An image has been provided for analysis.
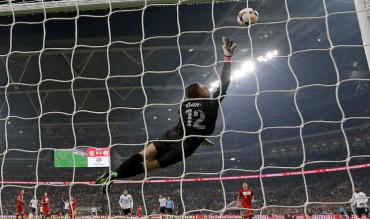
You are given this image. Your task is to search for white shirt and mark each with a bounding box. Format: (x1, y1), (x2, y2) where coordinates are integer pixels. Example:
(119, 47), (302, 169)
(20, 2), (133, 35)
(159, 198), (167, 207)
(64, 201), (70, 210)
(119, 194), (133, 209)
(30, 199), (38, 209)
(353, 192), (368, 208)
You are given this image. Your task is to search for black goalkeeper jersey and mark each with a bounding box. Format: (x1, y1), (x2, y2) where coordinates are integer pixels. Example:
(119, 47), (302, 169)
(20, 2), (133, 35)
(176, 62), (231, 136)
(152, 62), (231, 168)
(179, 99), (219, 135)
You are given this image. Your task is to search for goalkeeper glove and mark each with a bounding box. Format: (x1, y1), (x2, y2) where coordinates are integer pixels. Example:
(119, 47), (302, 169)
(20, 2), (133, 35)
(222, 37), (237, 60)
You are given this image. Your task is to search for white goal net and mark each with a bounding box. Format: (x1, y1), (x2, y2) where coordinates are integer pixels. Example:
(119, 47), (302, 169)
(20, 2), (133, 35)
(0, 0), (369, 219)
(75, 207), (98, 219)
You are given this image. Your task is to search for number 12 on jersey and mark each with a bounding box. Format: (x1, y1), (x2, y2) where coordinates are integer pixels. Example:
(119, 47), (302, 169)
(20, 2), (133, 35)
(184, 109), (206, 129)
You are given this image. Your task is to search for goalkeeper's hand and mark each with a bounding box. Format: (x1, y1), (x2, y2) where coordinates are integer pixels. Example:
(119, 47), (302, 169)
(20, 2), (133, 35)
(202, 138), (215, 147)
(222, 37), (237, 58)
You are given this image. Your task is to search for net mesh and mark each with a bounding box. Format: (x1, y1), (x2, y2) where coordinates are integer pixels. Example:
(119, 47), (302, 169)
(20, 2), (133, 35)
(0, 0), (369, 218)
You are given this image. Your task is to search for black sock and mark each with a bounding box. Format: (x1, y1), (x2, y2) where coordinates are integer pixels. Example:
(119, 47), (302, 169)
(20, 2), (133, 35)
(116, 153), (144, 179)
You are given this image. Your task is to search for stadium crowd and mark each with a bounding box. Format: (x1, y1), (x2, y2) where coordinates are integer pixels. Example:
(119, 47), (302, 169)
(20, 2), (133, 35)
(0, 123), (368, 217)
(1, 168), (369, 217)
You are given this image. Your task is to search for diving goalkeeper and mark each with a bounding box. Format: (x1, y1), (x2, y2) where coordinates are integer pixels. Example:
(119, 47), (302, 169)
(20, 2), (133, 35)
(96, 37), (236, 192)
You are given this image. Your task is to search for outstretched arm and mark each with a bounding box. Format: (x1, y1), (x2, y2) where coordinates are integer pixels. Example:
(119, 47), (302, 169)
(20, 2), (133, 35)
(213, 37), (237, 101)
(119, 196), (124, 208)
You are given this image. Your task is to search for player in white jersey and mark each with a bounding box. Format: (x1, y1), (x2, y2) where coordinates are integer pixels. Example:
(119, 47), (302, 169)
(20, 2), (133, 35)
(119, 190), (133, 216)
(62, 197), (70, 219)
(29, 198), (38, 219)
(158, 195), (167, 214)
(353, 188), (368, 217)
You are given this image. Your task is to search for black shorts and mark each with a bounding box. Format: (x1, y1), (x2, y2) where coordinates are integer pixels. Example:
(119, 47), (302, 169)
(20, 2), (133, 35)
(30, 208), (36, 213)
(122, 208), (131, 215)
(153, 127), (204, 168)
(357, 207), (368, 215)
(166, 208), (173, 215)
(159, 207), (166, 214)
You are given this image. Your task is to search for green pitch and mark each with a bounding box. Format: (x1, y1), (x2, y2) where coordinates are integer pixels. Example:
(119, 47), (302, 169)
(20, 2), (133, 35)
(54, 150), (88, 168)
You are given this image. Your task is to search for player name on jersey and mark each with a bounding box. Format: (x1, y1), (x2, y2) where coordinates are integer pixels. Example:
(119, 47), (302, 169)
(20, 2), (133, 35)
(185, 102), (202, 108)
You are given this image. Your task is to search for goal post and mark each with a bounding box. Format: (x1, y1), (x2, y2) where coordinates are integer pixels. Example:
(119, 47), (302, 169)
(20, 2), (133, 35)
(0, 0), (236, 16)
(354, 0), (370, 71)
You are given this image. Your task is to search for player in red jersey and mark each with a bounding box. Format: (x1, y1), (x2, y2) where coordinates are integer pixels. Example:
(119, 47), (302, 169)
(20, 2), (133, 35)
(41, 192), (51, 219)
(68, 197), (77, 219)
(237, 182), (254, 219)
(137, 205), (143, 218)
(16, 190), (25, 219)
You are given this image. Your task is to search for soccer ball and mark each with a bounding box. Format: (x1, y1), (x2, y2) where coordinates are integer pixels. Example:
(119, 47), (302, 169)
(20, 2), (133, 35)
(237, 8), (259, 26)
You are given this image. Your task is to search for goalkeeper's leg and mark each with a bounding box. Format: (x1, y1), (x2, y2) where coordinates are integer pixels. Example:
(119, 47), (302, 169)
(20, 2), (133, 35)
(116, 139), (199, 175)
(115, 143), (160, 178)
(97, 127), (191, 185)
(96, 143), (159, 193)
(96, 136), (202, 193)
